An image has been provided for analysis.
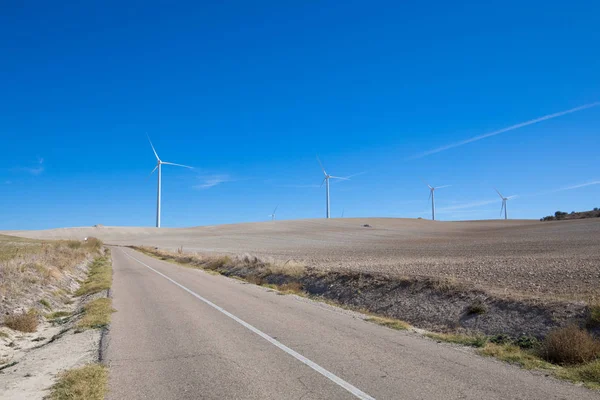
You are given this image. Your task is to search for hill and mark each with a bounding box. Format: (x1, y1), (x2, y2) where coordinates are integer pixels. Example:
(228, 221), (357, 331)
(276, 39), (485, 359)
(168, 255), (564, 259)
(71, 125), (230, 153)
(541, 208), (600, 221)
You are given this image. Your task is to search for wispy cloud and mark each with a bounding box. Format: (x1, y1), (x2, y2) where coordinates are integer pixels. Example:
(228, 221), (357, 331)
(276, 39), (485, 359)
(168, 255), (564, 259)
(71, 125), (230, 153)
(13, 157), (45, 175)
(538, 180), (600, 195)
(193, 174), (232, 190)
(407, 102), (600, 160)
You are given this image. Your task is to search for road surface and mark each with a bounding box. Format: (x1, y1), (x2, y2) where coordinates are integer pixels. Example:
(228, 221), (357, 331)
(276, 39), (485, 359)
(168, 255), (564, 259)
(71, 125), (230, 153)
(105, 247), (599, 399)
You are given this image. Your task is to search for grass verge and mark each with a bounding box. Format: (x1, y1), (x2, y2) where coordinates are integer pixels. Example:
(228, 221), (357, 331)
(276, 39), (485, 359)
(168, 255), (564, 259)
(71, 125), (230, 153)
(75, 255), (112, 296)
(366, 316), (411, 331)
(49, 364), (108, 400)
(76, 298), (115, 330)
(426, 332), (488, 348)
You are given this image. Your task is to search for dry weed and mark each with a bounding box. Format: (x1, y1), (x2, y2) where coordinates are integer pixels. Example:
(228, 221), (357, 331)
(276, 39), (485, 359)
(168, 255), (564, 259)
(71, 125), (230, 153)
(542, 325), (600, 365)
(4, 309), (39, 332)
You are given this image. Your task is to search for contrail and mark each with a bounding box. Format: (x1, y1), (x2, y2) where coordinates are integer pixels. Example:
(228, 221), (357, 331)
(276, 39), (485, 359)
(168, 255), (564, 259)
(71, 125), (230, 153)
(541, 180), (600, 195)
(407, 102), (600, 160)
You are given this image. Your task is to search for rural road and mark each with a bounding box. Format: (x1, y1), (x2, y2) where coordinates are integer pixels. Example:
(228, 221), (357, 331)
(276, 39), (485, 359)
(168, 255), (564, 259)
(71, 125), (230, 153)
(105, 247), (599, 400)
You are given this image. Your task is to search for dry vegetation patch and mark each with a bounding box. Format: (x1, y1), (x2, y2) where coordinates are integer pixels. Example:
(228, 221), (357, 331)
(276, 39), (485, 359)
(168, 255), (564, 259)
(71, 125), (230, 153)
(49, 363), (108, 400)
(76, 298), (115, 330)
(542, 325), (600, 365)
(366, 316), (411, 331)
(4, 309), (39, 333)
(0, 235), (103, 325)
(75, 256), (112, 296)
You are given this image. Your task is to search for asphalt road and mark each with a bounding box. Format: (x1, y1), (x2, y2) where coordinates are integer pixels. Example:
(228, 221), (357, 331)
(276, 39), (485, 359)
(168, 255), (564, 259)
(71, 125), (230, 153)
(105, 247), (599, 400)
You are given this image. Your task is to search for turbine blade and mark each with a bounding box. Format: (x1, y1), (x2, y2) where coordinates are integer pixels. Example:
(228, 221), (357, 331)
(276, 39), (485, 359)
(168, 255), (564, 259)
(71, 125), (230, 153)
(435, 185), (451, 189)
(273, 205), (278, 214)
(150, 165), (158, 175)
(147, 135), (160, 161)
(329, 176), (350, 181)
(495, 188), (504, 199)
(507, 195), (519, 200)
(343, 171), (367, 179)
(320, 177), (327, 188)
(316, 155), (327, 176)
(420, 177), (433, 189)
(428, 190), (432, 201)
(161, 161), (194, 169)
(500, 202), (505, 216)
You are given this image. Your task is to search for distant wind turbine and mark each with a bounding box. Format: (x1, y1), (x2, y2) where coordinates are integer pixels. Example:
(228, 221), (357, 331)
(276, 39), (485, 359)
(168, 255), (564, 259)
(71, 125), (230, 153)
(268, 205), (278, 221)
(424, 181), (451, 221)
(148, 136), (193, 228)
(317, 156), (350, 219)
(341, 208), (345, 218)
(495, 188), (517, 220)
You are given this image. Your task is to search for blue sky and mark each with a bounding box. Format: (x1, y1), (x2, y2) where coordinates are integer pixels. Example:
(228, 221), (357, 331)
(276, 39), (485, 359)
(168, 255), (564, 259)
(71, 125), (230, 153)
(1, 1), (599, 229)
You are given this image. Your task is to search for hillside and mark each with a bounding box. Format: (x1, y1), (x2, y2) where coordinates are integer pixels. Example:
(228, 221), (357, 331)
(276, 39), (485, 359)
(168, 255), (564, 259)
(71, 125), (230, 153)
(541, 208), (600, 221)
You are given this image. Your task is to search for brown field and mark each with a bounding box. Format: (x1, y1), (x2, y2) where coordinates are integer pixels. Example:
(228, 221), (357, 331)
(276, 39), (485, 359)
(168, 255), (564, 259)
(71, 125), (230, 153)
(5, 218), (600, 300)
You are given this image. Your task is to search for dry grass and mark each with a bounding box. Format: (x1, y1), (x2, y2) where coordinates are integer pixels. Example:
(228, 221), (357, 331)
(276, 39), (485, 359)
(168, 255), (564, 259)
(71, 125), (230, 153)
(75, 255), (112, 296)
(426, 332), (488, 348)
(49, 363), (108, 400)
(542, 325), (600, 365)
(76, 298), (115, 329)
(479, 343), (554, 370)
(134, 246), (307, 283)
(4, 309), (39, 332)
(366, 316), (411, 331)
(0, 235), (103, 319)
(557, 360), (600, 390)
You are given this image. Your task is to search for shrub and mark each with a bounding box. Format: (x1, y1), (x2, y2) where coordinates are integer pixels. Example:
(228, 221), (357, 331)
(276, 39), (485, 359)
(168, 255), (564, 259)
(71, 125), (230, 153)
(515, 335), (541, 349)
(588, 303), (600, 328)
(4, 309), (39, 332)
(468, 300), (487, 315)
(489, 333), (511, 345)
(542, 325), (600, 365)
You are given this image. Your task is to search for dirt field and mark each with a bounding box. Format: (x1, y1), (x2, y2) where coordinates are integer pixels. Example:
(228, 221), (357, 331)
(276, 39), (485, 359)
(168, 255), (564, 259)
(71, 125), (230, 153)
(6, 218), (600, 300)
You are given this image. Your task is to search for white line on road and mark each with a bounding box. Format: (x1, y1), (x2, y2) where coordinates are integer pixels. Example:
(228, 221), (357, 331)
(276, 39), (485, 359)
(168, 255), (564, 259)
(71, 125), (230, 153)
(122, 249), (376, 400)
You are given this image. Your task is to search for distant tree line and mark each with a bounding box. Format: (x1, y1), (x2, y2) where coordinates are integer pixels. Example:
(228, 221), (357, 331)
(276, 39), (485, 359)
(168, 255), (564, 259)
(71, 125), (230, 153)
(541, 208), (600, 221)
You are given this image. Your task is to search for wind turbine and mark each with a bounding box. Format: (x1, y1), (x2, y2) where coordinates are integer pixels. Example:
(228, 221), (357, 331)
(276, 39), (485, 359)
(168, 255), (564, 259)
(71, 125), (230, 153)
(268, 205), (278, 221)
(317, 156), (350, 219)
(148, 136), (193, 228)
(495, 188), (516, 220)
(424, 181), (451, 221)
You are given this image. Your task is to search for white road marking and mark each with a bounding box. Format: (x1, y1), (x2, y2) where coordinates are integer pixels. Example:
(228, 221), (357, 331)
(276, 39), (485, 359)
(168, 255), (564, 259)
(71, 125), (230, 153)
(121, 249), (376, 400)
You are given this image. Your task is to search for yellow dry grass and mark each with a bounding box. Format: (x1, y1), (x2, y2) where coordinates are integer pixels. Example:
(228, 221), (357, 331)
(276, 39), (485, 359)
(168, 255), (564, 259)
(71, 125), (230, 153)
(49, 364), (108, 400)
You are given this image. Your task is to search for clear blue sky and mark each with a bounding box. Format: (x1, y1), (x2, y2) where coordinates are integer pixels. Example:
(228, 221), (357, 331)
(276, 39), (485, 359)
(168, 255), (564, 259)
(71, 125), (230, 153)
(1, 1), (599, 229)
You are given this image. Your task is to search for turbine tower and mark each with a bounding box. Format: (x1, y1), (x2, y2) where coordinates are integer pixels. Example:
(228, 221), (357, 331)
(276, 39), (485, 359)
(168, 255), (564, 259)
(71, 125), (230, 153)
(495, 188), (516, 220)
(317, 156), (349, 219)
(268, 205), (278, 221)
(425, 182), (451, 221)
(148, 137), (193, 228)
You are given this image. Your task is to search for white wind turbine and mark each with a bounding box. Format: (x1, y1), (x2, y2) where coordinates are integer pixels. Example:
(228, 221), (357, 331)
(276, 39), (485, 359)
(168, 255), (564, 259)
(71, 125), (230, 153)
(317, 156), (350, 219)
(148, 137), (193, 228)
(495, 188), (517, 220)
(424, 181), (451, 221)
(268, 205), (278, 221)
